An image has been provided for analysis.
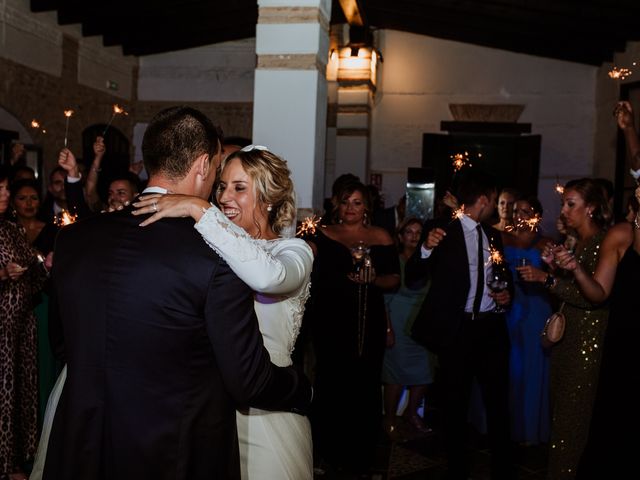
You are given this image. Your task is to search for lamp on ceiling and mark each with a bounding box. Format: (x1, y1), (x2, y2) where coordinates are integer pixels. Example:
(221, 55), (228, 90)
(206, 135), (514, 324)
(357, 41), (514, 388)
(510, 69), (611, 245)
(328, 26), (382, 87)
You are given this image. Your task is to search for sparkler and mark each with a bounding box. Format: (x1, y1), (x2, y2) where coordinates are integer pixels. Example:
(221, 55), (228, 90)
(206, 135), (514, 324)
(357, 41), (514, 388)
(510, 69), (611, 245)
(608, 66), (632, 80)
(451, 205), (466, 220)
(451, 151), (472, 172)
(63, 110), (74, 147)
(296, 215), (322, 237)
(102, 104), (127, 136)
(31, 119), (46, 134)
(519, 214), (542, 232)
(55, 209), (78, 227)
(487, 245), (504, 267)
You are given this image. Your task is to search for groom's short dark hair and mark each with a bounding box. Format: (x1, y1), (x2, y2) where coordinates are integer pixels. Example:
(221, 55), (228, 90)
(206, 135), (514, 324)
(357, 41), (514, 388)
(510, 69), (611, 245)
(455, 169), (497, 207)
(142, 106), (222, 180)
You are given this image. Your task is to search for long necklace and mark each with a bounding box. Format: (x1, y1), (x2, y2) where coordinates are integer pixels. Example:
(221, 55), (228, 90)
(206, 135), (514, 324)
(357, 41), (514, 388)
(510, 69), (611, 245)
(357, 283), (368, 356)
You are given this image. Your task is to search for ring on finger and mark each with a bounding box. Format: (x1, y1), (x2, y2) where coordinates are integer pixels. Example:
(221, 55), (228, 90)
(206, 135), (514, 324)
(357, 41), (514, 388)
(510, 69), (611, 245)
(152, 202), (158, 212)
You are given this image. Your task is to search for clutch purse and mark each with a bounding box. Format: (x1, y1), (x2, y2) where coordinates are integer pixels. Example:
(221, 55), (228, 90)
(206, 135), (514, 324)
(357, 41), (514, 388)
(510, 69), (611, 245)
(541, 303), (565, 348)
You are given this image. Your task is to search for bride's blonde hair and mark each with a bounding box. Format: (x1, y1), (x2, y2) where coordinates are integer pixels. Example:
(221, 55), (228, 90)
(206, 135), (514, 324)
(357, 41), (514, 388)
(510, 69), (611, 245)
(219, 148), (296, 235)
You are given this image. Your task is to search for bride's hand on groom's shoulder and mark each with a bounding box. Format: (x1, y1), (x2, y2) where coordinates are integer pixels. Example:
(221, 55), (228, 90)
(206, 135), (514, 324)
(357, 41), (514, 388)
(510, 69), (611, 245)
(131, 194), (210, 226)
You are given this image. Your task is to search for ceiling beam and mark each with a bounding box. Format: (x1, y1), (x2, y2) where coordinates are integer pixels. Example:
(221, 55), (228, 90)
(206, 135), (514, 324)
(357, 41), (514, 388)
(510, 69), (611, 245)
(338, 0), (365, 26)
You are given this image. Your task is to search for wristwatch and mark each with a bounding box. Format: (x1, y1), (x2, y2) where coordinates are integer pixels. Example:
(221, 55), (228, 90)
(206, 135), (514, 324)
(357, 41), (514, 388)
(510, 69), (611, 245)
(543, 274), (556, 289)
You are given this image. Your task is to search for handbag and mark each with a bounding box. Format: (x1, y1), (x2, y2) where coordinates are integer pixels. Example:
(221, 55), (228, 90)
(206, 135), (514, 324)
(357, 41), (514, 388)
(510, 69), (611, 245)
(541, 302), (565, 348)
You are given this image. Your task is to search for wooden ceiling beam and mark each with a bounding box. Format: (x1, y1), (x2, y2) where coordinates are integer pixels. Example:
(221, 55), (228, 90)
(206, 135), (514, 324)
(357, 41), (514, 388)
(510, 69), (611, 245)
(338, 0), (365, 26)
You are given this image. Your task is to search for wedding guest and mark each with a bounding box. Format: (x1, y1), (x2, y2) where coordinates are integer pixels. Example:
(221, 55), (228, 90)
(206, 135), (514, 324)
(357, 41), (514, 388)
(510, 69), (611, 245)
(10, 179), (59, 422)
(382, 217), (435, 436)
(518, 178), (610, 478)
(37, 167), (68, 223)
(568, 186), (640, 479)
(307, 180), (400, 475)
(406, 170), (513, 480)
(492, 188), (520, 232)
(502, 196), (552, 445)
(131, 146), (314, 479)
(614, 100), (640, 176)
(0, 167), (47, 480)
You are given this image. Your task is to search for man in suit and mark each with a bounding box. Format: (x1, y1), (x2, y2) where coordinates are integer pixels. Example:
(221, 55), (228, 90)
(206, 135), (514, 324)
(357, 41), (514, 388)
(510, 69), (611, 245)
(44, 106), (311, 479)
(373, 194), (406, 237)
(406, 170), (513, 480)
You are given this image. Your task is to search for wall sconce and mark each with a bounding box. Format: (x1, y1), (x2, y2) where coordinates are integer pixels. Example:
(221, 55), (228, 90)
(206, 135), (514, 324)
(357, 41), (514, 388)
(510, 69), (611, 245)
(327, 45), (382, 87)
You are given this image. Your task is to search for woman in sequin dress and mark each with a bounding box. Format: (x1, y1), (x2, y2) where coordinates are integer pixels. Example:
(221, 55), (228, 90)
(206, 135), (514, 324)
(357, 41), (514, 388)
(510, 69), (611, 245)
(553, 186), (640, 478)
(519, 178), (610, 479)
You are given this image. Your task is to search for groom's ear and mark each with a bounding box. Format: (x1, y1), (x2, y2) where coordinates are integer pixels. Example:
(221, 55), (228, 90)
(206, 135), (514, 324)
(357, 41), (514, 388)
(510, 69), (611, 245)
(195, 153), (211, 179)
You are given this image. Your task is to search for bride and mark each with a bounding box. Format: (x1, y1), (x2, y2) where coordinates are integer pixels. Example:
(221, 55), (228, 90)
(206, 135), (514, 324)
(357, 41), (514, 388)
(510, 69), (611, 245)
(32, 146), (313, 480)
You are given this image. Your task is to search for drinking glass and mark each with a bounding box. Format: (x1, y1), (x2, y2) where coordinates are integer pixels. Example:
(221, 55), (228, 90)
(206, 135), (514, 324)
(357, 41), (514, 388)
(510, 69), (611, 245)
(350, 241), (370, 273)
(486, 270), (509, 313)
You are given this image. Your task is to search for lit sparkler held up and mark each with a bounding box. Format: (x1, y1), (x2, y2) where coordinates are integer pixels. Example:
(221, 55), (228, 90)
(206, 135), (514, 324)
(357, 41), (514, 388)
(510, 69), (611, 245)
(296, 214), (322, 237)
(55, 209), (78, 227)
(608, 66), (632, 80)
(31, 119), (46, 134)
(102, 104), (127, 136)
(451, 205), (465, 220)
(63, 109), (74, 147)
(486, 244), (504, 267)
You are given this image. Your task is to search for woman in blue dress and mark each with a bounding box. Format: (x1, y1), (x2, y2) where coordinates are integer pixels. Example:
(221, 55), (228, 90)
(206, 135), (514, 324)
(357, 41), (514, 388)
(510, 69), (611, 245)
(382, 217), (436, 435)
(502, 196), (553, 445)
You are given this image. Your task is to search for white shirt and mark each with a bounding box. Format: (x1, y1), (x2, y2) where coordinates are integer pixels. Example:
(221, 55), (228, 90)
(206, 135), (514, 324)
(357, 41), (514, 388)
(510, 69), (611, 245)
(421, 214), (496, 313)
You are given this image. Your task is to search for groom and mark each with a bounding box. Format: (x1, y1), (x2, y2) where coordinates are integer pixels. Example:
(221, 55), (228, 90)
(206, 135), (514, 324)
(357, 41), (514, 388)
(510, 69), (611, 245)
(44, 106), (311, 479)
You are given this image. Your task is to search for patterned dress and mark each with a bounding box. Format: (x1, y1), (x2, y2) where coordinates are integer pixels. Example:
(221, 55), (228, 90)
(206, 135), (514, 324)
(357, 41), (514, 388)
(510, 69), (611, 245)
(547, 232), (608, 479)
(0, 220), (46, 478)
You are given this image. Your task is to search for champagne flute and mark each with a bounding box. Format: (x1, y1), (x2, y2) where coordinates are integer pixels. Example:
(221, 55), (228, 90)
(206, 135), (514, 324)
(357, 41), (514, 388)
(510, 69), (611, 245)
(486, 270), (509, 313)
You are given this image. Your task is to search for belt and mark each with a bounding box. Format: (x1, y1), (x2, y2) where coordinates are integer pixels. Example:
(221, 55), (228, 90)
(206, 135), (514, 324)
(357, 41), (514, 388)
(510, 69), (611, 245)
(462, 311), (495, 321)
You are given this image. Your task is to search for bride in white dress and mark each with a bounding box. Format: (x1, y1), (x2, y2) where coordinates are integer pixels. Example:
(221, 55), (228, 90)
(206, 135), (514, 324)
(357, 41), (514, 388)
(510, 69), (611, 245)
(31, 146), (313, 480)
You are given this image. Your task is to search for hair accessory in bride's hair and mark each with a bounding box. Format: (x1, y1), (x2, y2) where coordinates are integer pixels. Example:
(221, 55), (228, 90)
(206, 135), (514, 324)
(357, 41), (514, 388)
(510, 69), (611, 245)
(240, 144), (269, 152)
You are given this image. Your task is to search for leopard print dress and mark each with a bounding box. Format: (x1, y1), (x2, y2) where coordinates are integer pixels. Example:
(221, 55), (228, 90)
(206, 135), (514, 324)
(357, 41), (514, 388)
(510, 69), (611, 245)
(0, 219), (46, 477)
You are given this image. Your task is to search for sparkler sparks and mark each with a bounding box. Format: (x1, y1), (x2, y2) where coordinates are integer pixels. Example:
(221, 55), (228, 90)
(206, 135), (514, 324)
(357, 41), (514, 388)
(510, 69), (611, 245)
(63, 109), (74, 147)
(555, 183), (564, 195)
(55, 209), (77, 226)
(451, 205), (466, 220)
(102, 104), (128, 136)
(608, 67), (632, 80)
(31, 119), (46, 134)
(451, 151), (472, 172)
(296, 215), (321, 237)
(487, 245), (504, 266)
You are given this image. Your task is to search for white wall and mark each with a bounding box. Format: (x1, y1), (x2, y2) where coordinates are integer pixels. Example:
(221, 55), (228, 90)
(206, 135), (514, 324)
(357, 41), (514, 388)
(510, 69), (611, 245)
(370, 30), (598, 234)
(137, 39), (256, 102)
(0, 0), (136, 99)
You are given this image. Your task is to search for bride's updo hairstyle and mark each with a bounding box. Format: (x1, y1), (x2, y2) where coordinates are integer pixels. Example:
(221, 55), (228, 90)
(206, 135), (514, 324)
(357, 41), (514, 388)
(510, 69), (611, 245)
(220, 147), (296, 235)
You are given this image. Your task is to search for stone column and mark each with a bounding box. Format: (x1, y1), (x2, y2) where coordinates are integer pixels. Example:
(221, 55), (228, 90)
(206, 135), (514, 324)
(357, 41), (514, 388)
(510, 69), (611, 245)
(253, 0), (332, 210)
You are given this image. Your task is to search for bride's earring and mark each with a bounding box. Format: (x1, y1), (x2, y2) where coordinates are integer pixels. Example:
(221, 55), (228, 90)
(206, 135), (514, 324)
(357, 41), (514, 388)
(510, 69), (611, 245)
(267, 204), (273, 212)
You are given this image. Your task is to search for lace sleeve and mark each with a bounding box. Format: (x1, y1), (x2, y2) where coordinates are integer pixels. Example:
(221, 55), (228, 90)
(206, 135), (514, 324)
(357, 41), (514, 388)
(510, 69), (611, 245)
(195, 206), (313, 294)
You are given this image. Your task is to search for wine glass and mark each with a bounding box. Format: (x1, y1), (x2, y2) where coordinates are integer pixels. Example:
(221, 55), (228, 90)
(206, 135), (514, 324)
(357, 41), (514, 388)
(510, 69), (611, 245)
(486, 269), (509, 313)
(350, 241), (370, 273)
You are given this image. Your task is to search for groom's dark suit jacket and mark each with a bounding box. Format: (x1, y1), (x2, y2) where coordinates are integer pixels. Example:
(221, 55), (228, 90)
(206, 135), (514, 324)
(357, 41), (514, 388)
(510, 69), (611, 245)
(44, 207), (310, 480)
(406, 217), (510, 353)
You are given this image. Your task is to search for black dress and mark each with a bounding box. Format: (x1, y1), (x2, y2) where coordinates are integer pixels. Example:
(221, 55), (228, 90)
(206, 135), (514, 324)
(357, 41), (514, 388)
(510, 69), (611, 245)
(576, 246), (640, 479)
(309, 230), (399, 473)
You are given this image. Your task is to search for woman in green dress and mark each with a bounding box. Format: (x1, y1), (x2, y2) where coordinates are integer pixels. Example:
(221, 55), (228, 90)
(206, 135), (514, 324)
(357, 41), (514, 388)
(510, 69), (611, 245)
(519, 178), (610, 478)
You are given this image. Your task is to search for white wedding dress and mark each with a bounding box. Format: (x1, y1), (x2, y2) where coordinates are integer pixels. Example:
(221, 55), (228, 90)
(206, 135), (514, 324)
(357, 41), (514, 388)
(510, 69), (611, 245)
(195, 207), (314, 480)
(31, 205), (314, 480)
